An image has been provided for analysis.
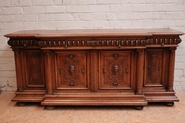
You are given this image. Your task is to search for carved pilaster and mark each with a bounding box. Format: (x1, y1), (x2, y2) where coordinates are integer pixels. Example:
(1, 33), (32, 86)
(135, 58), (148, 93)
(13, 48), (24, 92)
(44, 50), (53, 94)
(167, 47), (176, 92)
(136, 49), (144, 95)
(90, 50), (97, 92)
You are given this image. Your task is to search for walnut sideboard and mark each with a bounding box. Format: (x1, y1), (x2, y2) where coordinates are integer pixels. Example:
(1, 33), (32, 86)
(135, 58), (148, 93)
(5, 29), (184, 109)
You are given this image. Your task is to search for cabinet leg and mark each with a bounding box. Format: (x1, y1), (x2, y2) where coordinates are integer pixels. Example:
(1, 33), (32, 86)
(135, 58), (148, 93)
(164, 102), (174, 107)
(44, 106), (56, 110)
(133, 106), (144, 110)
(16, 102), (26, 107)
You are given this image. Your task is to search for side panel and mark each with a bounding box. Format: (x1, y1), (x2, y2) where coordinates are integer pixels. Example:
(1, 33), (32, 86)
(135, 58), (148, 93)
(24, 50), (45, 89)
(144, 48), (169, 90)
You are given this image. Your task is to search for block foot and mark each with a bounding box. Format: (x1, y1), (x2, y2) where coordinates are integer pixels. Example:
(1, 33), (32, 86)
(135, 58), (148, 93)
(133, 106), (144, 110)
(164, 102), (174, 107)
(44, 106), (56, 110)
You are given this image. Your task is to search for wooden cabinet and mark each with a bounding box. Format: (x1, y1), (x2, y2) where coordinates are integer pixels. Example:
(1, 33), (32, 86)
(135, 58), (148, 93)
(5, 29), (184, 109)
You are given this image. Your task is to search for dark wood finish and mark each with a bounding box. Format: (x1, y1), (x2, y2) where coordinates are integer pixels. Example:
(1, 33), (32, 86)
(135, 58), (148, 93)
(5, 29), (184, 109)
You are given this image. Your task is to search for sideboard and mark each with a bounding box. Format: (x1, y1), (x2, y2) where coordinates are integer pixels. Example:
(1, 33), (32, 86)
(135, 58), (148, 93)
(5, 29), (184, 109)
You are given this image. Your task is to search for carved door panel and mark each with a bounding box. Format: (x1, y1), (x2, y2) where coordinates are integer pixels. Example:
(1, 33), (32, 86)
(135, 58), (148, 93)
(24, 50), (45, 89)
(55, 51), (89, 91)
(99, 51), (132, 90)
(144, 49), (167, 87)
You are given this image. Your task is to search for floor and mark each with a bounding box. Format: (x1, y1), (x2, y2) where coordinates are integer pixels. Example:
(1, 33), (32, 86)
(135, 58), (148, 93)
(0, 92), (185, 123)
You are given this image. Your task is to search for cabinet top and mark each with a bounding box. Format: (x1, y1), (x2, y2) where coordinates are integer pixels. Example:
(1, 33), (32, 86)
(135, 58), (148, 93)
(4, 28), (184, 38)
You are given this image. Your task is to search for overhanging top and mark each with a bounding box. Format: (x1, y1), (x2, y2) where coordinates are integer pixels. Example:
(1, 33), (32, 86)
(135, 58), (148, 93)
(4, 28), (184, 38)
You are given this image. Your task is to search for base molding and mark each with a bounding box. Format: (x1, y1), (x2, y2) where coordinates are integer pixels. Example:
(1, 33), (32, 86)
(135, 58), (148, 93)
(41, 93), (147, 106)
(11, 91), (179, 109)
(12, 90), (46, 102)
(143, 91), (179, 102)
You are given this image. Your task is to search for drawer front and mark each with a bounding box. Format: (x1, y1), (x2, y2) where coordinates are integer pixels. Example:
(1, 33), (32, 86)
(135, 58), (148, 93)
(99, 51), (132, 90)
(55, 51), (89, 91)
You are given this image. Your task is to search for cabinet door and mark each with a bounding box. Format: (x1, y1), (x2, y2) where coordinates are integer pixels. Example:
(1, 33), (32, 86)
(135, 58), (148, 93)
(144, 49), (167, 87)
(55, 51), (89, 91)
(99, 51), (132, 90)
(24, 50), (45, 89)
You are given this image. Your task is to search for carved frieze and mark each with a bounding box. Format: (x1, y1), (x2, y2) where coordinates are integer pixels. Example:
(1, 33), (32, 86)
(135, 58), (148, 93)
(146, 38), (181, 45)
(38, 39), (147, 47)
(8, 39), (39, 47)
(8, 37), (181, 47)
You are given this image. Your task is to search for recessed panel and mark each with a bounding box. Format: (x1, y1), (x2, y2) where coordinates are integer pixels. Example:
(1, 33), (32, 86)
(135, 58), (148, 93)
(144, 49), (165, 86)
(24, 50), (45, 88)
(99, 51), (132, 90)
(56, 51), (89, 90)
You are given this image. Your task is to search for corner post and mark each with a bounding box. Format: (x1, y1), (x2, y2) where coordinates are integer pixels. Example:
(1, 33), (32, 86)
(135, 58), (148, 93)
(167, 47), (176, 92)
(13, 48), (24, 92)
